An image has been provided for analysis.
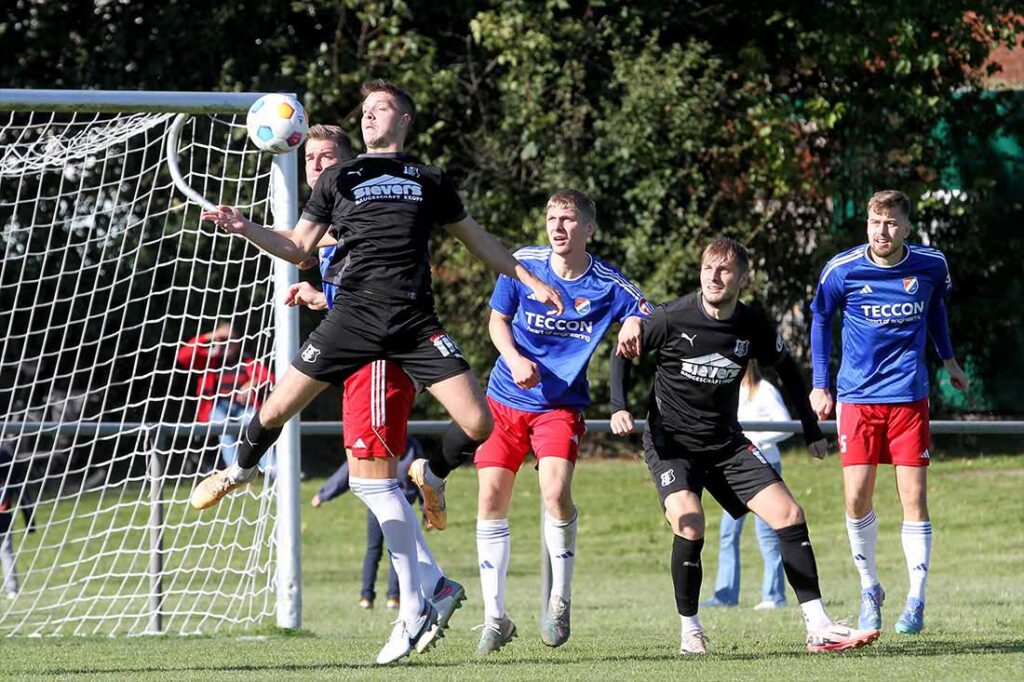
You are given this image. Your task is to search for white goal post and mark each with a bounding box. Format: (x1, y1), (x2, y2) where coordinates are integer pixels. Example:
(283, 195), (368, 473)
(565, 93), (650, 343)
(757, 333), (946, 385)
(0, 89), (301, 636)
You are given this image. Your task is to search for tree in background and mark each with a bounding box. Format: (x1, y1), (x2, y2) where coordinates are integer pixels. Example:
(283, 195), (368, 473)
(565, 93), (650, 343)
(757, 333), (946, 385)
(2, 0), (1021, 420)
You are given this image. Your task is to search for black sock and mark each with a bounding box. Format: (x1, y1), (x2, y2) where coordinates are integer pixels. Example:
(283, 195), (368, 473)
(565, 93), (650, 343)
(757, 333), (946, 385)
(671, 535), (704, 617)
(236, 413), (282, 470)
(430, 423), (485, 479)
(776, 523), (823, 603)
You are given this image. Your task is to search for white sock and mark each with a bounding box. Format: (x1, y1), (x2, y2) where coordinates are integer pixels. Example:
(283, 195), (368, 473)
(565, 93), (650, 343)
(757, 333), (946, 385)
(544, 507), (578, 602)
(476, 518), (510, 621)
(901, 520), (932, 602)
(846, 510), (880, 589)
(226, 463), (257, 483)
(351, 477), (423, 623)
(410, 511), (445, 599)
(680, 614), (702, 632)
(800, 598), (832, 631)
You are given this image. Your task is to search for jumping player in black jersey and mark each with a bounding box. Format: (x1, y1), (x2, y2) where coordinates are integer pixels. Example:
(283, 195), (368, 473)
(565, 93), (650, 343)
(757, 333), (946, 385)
(190, 81), (563, 655)
(613, 237), (879, 655)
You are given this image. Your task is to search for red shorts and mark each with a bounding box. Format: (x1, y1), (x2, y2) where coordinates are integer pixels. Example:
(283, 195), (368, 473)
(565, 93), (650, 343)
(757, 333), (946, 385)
(342, 360), (416, 458)
(475, 396), (586, 473)
(837, 398), (931, 467)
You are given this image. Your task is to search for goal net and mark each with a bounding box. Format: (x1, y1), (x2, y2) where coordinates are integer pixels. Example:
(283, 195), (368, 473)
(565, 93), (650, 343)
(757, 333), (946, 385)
(0, 91), (301, 636)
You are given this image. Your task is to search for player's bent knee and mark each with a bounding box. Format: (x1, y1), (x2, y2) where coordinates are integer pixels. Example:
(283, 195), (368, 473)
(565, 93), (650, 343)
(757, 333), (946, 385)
(461, 410), (493, 442)
(785, 504), (806, 526)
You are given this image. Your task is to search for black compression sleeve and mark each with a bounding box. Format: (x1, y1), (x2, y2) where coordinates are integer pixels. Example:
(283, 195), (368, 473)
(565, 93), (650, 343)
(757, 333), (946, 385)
(773, 353), (825, 445)
(609, 346), (632, 412)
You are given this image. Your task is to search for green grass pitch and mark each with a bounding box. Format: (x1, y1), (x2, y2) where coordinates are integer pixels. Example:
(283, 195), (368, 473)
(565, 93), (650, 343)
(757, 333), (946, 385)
(2, 452), (1022, 680)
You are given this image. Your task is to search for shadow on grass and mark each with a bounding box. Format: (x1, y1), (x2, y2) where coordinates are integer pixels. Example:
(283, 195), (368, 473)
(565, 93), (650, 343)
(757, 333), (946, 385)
(27, 638), (1024, 675)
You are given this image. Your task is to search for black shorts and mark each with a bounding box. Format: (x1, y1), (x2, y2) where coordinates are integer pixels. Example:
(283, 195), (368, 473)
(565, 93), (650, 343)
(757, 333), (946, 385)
(293, 289), (471, 388)
(642, 427), (783, 518)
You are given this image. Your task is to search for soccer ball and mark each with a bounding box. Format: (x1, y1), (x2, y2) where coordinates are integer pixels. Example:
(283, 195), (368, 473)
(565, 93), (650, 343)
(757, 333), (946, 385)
(245, 93), (308, 154)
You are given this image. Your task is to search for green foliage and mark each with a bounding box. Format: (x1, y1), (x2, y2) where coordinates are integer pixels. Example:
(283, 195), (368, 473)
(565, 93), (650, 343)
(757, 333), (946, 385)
(2, 1), (1022, 418)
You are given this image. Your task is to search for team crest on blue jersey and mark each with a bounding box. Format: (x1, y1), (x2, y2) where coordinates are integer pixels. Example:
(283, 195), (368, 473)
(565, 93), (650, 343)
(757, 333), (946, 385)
(639, 298), (654, 315)
(574, 298), (591, 315)
(734, 339), (749, 357)
(902, 276), (919, 294)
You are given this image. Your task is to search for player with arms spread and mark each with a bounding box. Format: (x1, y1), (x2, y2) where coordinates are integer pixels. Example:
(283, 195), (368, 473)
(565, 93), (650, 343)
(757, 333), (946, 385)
(615, 237), (879, 655)
(277, 123), (466, 663)
(191, 84), (549, 658)
(809, 190), (968, 635)
(473, 189), (649, 654)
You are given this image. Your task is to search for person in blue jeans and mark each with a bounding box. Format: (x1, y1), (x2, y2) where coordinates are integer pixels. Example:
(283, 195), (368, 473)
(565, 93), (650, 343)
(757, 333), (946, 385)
(312, 438), (425, 609)
(704, 360), (793, 610)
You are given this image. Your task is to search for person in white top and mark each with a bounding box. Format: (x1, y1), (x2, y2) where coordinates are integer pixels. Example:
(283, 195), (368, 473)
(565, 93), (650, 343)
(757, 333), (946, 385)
(703, 360), (793, 609)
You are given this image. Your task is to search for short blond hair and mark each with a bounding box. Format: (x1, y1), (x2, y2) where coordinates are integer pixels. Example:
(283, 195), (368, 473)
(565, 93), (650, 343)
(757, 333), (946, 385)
(547, 189), (596, 224)
(867, 190), (911, 219)
(307, 124), (353, 160)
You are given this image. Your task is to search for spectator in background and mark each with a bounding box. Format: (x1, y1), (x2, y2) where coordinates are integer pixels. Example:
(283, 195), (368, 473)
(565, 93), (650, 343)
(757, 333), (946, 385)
(1, 445), (35, 599)
(176, 324), (275, 471)
(704, 360), (792, 610)
(311, 438), (426, 610)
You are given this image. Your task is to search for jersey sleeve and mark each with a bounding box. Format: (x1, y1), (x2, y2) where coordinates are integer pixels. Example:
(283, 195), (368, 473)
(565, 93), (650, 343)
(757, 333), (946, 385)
(301, 171), (336, 224)
(641, 305), (670, 352)
(489, 273), (520, 316)
(752, 310), (787, 367)
(809, 262), (843, 389)
(434, 170), (468, 226)
(927, 258), (955, 359)
(614, 276), (652, 322)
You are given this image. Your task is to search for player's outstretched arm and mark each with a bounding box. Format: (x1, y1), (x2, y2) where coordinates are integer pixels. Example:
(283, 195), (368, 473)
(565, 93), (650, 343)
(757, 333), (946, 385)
(489, 310), (540, 389)
(444, 215), (564, 315)
(201, 206), (329, 264)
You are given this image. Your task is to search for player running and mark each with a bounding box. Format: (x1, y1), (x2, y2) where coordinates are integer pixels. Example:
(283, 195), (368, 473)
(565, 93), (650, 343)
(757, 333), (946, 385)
(614, 237), (879, 655)
(809, 190), (968, 635)
(472, 189), (649, 654)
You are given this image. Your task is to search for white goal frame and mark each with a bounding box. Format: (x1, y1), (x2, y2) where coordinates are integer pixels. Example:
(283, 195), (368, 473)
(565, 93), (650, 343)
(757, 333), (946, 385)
(0, 89), (302, 632)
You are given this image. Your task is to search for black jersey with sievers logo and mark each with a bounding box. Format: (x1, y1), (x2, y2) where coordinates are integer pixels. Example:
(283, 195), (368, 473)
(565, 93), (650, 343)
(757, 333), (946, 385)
(301, 152), (468, 301)
(643, 291), (787, 453)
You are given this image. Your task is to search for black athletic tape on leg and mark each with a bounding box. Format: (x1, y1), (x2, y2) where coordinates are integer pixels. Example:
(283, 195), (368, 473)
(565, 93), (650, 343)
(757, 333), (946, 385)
(236, 413), (282, 470)
(671, 535), (704, 617)
(776, 523), (823, 604)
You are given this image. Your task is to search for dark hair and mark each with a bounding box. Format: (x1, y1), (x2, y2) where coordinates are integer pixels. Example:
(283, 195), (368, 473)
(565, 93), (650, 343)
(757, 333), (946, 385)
(307, 124), (354, 160)
(547, 189), (597, 224)
(701, 236), (750, 273)
(867, 190), (911, 220)
(360, 79), (416, 123)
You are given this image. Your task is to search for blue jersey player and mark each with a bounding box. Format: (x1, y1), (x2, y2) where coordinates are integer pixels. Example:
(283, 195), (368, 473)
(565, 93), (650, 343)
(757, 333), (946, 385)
(809, 190), (968, 636)
(473, 189), (650, 654)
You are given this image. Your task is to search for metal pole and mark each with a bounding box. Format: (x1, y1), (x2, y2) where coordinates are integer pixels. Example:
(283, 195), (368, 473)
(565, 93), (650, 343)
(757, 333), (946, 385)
(271, 146), (302, 630)
(147, 434), (165, 635)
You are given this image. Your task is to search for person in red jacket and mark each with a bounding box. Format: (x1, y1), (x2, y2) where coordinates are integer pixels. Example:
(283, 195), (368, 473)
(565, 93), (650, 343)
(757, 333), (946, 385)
(177, 324), (275, 470)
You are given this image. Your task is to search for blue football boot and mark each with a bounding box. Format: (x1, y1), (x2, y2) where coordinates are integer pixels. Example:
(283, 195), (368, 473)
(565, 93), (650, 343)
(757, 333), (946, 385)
(895, 597), (925, 635)
(858, 583), (885, 630)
